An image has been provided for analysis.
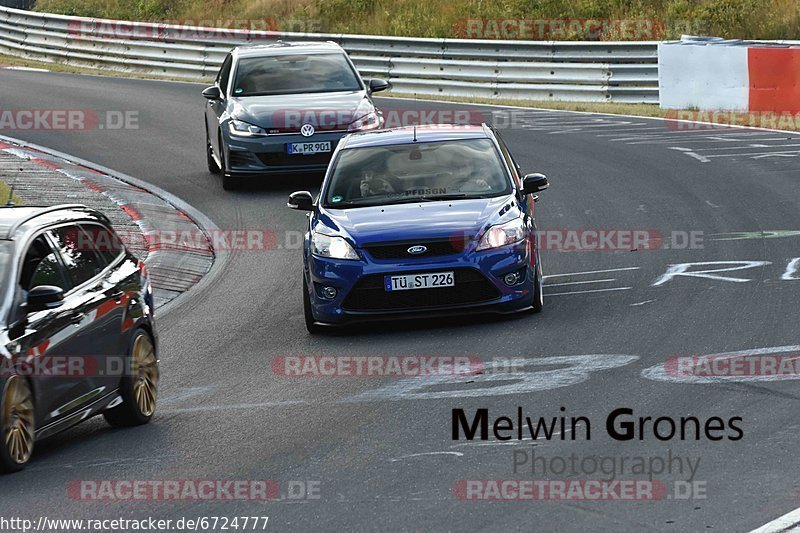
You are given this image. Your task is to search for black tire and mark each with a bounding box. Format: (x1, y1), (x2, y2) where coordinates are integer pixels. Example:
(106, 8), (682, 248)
(206, 130), (221, 174)
(0, 376), (35, 474)
(531, 254), (544, 314)
(303, 276), (323, 334)
(104, 328), (159, 428)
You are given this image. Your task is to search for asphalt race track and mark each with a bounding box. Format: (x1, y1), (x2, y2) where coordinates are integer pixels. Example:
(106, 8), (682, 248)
(2, 69), (800, 531)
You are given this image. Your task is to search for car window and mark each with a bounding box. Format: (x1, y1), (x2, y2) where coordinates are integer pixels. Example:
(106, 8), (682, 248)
(80, 223), (124, 266)
(324, 138), (513, 208)
(217, 54), (233, 94)
(19, 235), (70, 292)
(47, 225), (106, 287)
(232, 53), (361, 97)
(493, 131), (522, 186)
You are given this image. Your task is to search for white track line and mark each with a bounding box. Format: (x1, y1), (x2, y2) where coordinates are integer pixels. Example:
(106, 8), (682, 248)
(2, 66), (49, 72)
(545, 287), (632, 296)
(543, 267), (639, 279)
(690, 143), (800, 152)
(389, 452), (463, 461)
(706, 149), (800, 159)
(659, 136), (797, 145)
(749, 507), (800, 533)
(596, 127), (674, 136)
(544, 278), (616, 287)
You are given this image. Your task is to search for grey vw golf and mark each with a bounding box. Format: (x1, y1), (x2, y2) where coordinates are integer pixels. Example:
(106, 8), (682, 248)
(203, 41), (390, 189)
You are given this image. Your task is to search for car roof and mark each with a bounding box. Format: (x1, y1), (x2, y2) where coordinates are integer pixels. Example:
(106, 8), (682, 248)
(341, 124), (492, 149)
(0, 204), (106, 241)
(234, 41), (345, 59)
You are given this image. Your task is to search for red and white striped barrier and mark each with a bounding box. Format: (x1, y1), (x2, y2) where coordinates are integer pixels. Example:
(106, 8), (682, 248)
(659, 39), (800, 113)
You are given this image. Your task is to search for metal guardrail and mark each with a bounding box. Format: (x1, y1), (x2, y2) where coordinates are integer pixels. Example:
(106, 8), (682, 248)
(0, 6), (659, 103)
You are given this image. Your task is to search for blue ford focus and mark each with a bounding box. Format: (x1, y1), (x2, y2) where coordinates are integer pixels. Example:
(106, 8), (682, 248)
(287, 124), (549, 333)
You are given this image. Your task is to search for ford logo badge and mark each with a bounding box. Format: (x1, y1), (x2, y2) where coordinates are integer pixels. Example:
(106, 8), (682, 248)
(407, 245), (427, 255)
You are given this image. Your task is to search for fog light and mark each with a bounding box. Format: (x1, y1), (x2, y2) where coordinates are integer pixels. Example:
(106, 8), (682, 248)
(503, 272), (519, 286)
(322, 286), (338, 299)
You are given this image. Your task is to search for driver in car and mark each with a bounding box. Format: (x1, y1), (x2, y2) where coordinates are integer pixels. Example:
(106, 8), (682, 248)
(453, 161), (494, 193)
(359, 170), (395, 197)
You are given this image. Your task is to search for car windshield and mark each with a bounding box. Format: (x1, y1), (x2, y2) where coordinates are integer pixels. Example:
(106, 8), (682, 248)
(232, 53), (362, 97)
(323, 138), (513, 208)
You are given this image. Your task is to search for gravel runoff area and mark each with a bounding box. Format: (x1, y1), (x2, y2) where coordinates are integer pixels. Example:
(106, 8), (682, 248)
(0, 134), (214, 309)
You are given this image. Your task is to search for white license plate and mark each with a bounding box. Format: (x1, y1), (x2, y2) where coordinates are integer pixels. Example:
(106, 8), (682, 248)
(287, 141), (331, 155)
(385, 271), (455, 291)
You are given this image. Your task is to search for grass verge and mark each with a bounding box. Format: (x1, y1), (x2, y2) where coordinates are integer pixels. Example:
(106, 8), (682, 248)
(0, 180), (23, 206)
(0, 53), (209, 83)
(33, 0), (800, 41)
(386, 92), (668, 118)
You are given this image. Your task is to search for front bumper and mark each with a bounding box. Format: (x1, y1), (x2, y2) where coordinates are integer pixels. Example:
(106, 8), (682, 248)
(305, 242), (535, 325)
(224, 130), (347, 175)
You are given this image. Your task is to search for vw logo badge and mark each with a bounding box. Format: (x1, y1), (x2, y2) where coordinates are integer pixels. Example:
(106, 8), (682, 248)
(300, 123), (315, 137)
(407, 245), (427, 255)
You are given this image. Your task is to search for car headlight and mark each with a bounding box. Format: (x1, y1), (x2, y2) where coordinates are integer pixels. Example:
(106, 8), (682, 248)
(348, 100), (382, 131)
(348, 112), (381, 131)
(311, 231), (360, 260)
(476, 218), (525, 251)
(228, 119), (267, 137)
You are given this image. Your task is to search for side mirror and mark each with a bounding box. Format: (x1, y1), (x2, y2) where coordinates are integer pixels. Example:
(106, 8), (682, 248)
(202, 86), (223, 100)
(287, 191), (314, 211)
(521, 173), (549, 195)
(368, 78), (391, 93)
(26, 285), (65, 313)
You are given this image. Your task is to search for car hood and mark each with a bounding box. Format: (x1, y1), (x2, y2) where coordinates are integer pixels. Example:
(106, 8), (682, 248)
(319, 196), (518, 247)
(231, 91), (368, 133)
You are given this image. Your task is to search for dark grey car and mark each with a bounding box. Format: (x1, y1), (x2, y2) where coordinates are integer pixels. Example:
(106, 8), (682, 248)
(203, 41), (390, 190)
(0, 205), (158, 473)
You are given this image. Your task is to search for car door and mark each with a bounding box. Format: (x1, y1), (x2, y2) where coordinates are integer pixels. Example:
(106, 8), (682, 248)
(46, 224), (123, 405)
(6, 233), (89, 429)
(78, 222), (136, 392)
(207, 53), (233, 157)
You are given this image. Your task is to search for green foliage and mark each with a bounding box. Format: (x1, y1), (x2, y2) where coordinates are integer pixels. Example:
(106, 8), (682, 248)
(0, 181), (21, 206)
(34, 0), (800, 39)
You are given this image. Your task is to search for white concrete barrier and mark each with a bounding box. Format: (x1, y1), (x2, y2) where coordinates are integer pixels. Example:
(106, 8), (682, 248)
(660, 37), (800, 113)
(659, 42), (748, 110)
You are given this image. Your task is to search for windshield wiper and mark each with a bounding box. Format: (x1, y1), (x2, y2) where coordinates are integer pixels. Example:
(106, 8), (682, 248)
(414, 194), (470, 202)
(328, 194), (479, 209)
(325, 201), (384, 209)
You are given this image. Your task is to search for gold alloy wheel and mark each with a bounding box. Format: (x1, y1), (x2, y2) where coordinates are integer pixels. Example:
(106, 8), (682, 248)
(2, 376), (35, 465)
(132, 334), (158, 417)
